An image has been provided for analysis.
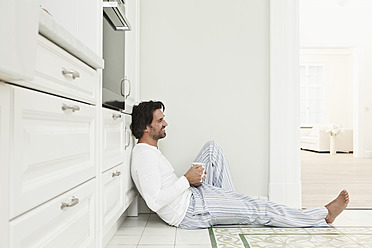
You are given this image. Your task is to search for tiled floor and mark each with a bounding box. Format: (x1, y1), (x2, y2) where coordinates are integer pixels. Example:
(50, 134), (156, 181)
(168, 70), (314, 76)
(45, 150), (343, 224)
(106, 210), (372, 248)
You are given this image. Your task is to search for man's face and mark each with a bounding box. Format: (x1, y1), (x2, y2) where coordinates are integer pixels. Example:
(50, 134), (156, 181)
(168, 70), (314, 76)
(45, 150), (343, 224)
(147, 109), (168, 140)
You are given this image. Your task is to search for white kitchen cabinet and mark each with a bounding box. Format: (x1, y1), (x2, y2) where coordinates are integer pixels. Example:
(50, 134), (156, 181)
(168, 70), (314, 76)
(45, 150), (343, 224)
(10, 86), (96, 219)
(101, 111), (138, 244)
(123, 114), (137, 209)
(39, 0), (100, 55)
(0, 82), (10, 248)
(11, 35), (99, 105)
(102, 164), (124, 237)
(102, 108), (125, 172)
(31, 35), (98, 105)
(124, 0), (140, 114)
(10, 179), (96, 248)
(1, 0), (140, 246)
(0, 1), (39, 81)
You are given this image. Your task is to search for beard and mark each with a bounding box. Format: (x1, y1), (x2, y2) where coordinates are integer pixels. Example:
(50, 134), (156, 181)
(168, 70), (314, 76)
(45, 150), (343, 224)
(150, 127), (166, 140)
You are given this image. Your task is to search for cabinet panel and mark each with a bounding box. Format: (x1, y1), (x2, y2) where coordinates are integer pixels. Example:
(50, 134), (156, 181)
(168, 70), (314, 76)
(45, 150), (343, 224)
(22, 35), (98, 105)
(39, 0), (100, 55)
(102, 164), (124, 235)
(0, 82), (11, 248)
(10, 179), (96, 248)
(0, 1), (39, 81)
(102, 108), (125, 172)
(124, 114), (137, 209)
(124, 0), (139, 114)
(10, 86), (96, 219)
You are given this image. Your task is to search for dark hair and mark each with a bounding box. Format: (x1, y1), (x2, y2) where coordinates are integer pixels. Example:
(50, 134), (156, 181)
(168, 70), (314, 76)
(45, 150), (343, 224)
(130, 101), (165, 139)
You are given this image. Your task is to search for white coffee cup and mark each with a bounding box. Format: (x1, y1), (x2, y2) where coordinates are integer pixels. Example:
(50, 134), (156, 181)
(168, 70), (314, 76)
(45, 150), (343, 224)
(192, 162), (206, 182)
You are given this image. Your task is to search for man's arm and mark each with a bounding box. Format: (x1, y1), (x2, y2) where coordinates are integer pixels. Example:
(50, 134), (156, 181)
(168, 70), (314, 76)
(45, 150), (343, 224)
(132, 151), (190, 212)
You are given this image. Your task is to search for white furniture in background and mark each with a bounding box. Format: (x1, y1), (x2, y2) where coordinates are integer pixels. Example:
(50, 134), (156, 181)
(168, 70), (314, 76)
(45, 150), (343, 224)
(300, 125), (353, 153)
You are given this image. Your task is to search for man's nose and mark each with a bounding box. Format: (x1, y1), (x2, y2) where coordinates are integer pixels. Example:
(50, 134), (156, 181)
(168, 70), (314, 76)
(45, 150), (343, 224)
(164, 120), (168, 126)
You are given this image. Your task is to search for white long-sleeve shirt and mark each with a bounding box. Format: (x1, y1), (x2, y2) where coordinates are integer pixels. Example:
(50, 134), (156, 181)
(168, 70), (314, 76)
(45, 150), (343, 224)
(131, 143), (191, 226)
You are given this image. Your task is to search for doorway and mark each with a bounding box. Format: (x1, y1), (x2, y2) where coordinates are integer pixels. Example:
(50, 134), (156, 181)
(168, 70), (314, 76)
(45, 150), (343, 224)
(299, 0), (372, 209)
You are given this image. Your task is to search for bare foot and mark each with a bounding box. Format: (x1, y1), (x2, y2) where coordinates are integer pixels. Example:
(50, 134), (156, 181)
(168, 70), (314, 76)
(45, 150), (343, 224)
(325, 190), (349, 223)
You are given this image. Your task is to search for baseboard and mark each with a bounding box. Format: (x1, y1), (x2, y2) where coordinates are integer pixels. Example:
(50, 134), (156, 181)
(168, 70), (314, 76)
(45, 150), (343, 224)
(102, 212), (127, 247)
(301, 148), (353, 154)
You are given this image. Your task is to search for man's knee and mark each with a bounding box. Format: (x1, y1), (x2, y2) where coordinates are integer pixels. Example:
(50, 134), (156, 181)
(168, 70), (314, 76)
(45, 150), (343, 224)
(205, 140), (219, 148)
(206, 140), (223, 151)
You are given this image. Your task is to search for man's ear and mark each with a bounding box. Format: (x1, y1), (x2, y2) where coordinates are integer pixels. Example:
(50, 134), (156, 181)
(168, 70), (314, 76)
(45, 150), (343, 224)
(144, 125), (150, 133)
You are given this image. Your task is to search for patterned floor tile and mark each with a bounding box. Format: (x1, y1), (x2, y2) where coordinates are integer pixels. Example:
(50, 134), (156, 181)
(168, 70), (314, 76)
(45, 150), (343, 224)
(347, 235), (372, 248)
(209, 226), (372, 248)
(304, 227), (341, 234)
(335, 227), (372, 234)
(240, 227), (274, 234)
(278, 235), (324, 248)
(312, 235), (362, 247)
(272, 227), (309, 234)
(241, 234), (285, 248)
(211, 228), (244, 248)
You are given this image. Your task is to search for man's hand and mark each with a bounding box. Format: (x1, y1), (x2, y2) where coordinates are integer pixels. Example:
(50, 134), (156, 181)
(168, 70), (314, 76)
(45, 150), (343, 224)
(184, 165), (206, 187)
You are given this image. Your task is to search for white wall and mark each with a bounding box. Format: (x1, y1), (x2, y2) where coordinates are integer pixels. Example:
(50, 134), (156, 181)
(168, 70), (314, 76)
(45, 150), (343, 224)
(300, 0), (372, 157)
(139, 0), (270, 196)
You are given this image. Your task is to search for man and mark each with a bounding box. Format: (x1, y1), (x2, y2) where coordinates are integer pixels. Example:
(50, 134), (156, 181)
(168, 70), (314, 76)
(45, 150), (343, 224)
(130, 100), (349, 229)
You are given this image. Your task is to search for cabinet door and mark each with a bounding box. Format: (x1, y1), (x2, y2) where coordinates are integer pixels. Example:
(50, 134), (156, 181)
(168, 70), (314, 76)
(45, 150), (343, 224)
(124, 0), (139, 114)
(102, 108), (125, 172)
(10, 179), (96, 248)
(0, 82), (11, 248)
(102, 164), (124, 236)
(123, 114), (137, 210)
(10, 86), (96, 219)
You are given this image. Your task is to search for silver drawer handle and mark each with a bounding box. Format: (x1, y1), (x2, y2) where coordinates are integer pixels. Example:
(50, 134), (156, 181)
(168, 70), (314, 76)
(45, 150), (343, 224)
(61, 103), (80, 112)
(125, 127), (131, 149)
(112, 114), (122, 120)
(61, 67), (80, 79)
(124, 76), (131, 99)
(120, 76), (132, 98)
(112, 171), (121, 177)
(61, 196), (79, 209)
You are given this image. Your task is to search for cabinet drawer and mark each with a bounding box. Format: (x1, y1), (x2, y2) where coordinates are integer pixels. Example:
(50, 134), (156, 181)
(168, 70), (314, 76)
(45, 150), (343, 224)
(10, 179), (96, 248)
(102, 164), (124, 235)
(10, 86), (96, 219)
(102, 108), (125, 172)
(28, 35), (97, 105)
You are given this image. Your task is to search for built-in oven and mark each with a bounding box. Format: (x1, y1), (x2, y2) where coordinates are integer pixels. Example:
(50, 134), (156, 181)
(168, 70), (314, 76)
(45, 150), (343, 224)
(102, 0), (131, 112)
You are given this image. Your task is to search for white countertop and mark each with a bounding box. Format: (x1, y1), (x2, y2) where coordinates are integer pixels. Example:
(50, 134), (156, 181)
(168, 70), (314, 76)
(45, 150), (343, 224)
(38, 9), (104, 69)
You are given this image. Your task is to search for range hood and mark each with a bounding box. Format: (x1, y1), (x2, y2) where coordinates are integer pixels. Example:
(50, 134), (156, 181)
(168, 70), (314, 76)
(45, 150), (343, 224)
(103, 0), (131, 31)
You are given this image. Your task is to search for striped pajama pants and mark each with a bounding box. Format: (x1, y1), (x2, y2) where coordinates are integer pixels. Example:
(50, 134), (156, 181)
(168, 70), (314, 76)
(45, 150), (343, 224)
(178, 141), (328, 229)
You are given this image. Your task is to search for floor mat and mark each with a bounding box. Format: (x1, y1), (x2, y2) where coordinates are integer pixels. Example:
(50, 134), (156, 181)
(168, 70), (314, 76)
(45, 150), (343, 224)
(208, 226), (372, 247)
